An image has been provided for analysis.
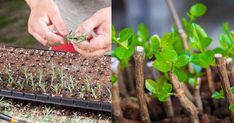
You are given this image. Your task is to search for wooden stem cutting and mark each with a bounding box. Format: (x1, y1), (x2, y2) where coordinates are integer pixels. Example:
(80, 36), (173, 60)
(226, 58), (234, 86)
(166, 0), (197, 103)
(163, 97), (174, 117)
(206, 67), (215, 93)
(112, 59), (123, 120)
(194, 77), (203, 114)
(169, 72), (199, 123)
(215, 54), (234, 121)
(149, 61), (175, 117)
(134, 46), (151, 123)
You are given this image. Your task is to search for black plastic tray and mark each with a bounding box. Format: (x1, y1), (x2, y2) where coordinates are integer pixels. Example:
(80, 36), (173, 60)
(0, 89), (111, 113)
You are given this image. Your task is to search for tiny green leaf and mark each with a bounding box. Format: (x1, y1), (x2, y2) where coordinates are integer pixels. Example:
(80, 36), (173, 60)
(191, 53), (212, 68)
(145, 78), (173, 102)
(229, 104), (234, 112)
(223, 22), (230, 33)
(159, 49), (178, 63)
(145, 79), (157, 93)
(138, 23), (149, 42)
(153, 60), (172, 73)
(112, 75), (118, 85)
(173, 68), (187, 82)
(174, 54), (190, 67)
(119, 28), (134, 42)
(190, 3), (207, 17)
(112, 25), (116, 39)
(211, 90), (224, 99)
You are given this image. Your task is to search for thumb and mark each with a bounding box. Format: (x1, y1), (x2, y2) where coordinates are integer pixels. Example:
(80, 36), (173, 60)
(75, 13), (102, 34)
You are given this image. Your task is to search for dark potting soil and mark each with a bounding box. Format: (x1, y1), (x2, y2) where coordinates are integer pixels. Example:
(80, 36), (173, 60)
(0, 47), (111, 103)
(117, 74), (232, 123)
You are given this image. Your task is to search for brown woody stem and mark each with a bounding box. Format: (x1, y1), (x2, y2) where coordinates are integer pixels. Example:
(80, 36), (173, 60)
(169, 72), (199, 123)
(166, 0), (196, 104)
(134, 46), (151, 123)
(148, 61), (175, 117)
(126, 65), (136, 95)
(194, 77), (203, 114)
(182, 84), (195, 102)
(226, 58), (234, 86)
(112, 59), (123, 119)
(206, 67), (215, 93)
(118, 68), (129, 97)
(215, 54), (234, 121)
(166, 0), (189, 50)
(163, 97), (174, 117)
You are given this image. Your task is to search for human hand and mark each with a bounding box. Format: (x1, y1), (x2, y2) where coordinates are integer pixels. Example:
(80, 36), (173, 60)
(26, 0), (68, 46)
(73, 7), (111, 57)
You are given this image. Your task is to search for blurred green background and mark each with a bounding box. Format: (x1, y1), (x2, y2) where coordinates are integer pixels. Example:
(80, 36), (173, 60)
(0, 0), (45, 49)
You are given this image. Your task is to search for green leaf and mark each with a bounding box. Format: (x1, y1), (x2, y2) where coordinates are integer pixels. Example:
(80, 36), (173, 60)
(188, 77), (197, 87)
(138, 23), (149, 42)
(193, 23), (208, 38)
(115, 46), (134, 60)
(191, 53), (212, 68)
(190, 3), (207, 17)
(220, 34), (231, 50)
(145, 78), (172, 102)
(145, 79), (157, 93)
(191, 23), (212, 50)
(231, 86), (234, 93)
(112, 75), (118, 85)
(159, 49), (178, 63)
(161, 33), (173, 49)
(174, 54), (190, 67)
(112, 25), (116, 39)
(223, 22), (230, 33)
(173, 68), (187, 82)
(211, 90), (224, 99)
(149, 35), (160, 50)
(114, 47), (126, 60)
(229, 104), (234, 112)
(200, 37), (212, 49)
(119, 28), (134, 42)
(153, 60), (172, 73)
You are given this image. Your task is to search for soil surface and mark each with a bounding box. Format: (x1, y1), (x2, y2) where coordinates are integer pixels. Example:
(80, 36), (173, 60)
(0, 47), (111, 103)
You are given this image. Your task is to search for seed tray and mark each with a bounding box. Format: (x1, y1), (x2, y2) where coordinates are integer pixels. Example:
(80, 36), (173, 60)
(0, 88), (111, 113)
(0, 46), (111, 113)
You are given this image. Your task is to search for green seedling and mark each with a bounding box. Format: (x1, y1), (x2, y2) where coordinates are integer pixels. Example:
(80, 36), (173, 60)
(17, 78), (24, 90)
(50, 63), (56, 86)
(29, 73), (36, 91)
(23, 67), (29, 85)
(84, 78), (91, 92)
(106, 86), (111, 100)
(91, 88), (97, 99)
(145, 77), (173, 102)
(215, 22), (234, 59)
(60, 67), (65, 88)
(52, 83), (60, 95)
(66, 76), (75, 95)
(79, 87), (86, 99)
(5, 68), (14, 87)
(38, 69), (46, 93)
(42, 106), (53, 122)
(212, 86), (234, 100)
(66, 31), (88, 45)
(96, 83), (103, 95)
